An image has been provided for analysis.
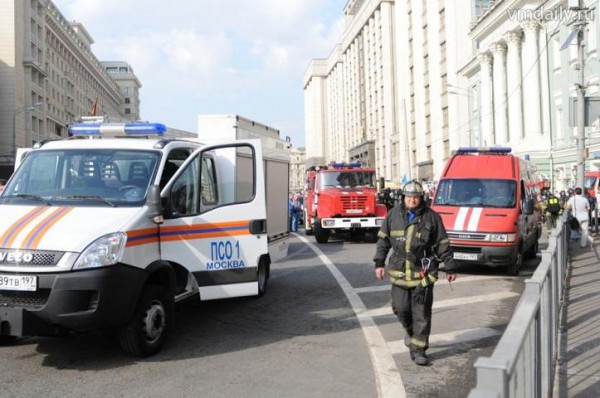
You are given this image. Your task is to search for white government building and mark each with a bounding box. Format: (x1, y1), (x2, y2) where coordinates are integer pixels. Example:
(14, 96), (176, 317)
(304, 0), (600, 191)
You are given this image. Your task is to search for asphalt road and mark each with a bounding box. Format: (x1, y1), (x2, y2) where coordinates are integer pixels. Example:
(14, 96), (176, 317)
(0, 231), (545, 398)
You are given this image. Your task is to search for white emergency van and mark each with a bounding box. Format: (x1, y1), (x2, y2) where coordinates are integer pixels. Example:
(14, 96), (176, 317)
(0, 121), (288, 356)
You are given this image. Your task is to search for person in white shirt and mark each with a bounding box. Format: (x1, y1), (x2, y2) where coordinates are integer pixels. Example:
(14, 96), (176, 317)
(566, 187), (591, 248)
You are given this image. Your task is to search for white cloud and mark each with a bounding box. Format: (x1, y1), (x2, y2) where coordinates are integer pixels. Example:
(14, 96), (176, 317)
(51, 0), (346, 144)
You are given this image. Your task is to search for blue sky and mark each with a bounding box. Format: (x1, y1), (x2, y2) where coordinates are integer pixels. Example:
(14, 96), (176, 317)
(53, 0), (347, 149)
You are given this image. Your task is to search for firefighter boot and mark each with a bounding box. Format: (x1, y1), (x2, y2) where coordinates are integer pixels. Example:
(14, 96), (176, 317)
(410, 350), (430, 366)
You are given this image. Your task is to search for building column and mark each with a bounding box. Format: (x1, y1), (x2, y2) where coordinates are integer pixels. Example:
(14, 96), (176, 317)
(478, 52), (494, 147)
(521, 21), (542, 137)
(504, 31), (524, 144)
(490, 42), (508, 145)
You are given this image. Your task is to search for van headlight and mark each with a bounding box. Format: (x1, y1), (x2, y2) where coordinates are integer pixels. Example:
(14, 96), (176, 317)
(488, 233), (516, 243)
(74, 232), (127, 269)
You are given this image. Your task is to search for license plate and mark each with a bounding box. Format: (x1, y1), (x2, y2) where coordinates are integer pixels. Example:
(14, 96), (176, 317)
(453, 252), (478, 261)
(346, 209), (363, 214)
(0, 274), (37, 291)
(351, 222), (361, 228)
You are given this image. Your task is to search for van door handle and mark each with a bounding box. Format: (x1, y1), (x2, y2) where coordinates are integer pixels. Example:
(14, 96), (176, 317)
(249, 219), (266, 235)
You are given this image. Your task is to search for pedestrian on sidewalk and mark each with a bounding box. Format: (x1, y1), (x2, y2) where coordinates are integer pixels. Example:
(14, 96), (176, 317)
(373, 180), (457, 366)
(566, 187), (590, 248)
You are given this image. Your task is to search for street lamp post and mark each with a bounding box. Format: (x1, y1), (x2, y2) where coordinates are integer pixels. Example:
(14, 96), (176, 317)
(12, 102), (42, 161)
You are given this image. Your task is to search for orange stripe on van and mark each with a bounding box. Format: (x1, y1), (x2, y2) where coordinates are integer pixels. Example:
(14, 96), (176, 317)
(23, 207), (74, 250)
(0, 206), (49, 249)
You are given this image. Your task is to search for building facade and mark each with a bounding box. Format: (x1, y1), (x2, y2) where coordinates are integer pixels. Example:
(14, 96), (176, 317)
(304, 0), (397, 184)
(289, 147), (306, 193)
(0, 0), (140, 178)
(304, 0), (474, 186)
(465, 0), (600, 191)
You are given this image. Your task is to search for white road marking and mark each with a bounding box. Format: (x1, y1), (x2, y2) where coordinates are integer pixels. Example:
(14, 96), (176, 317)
(356, 291), (519, 319)
(295, 234), (406, 398)
(353, 275), (503, 294)
(388, 327), (501, 354)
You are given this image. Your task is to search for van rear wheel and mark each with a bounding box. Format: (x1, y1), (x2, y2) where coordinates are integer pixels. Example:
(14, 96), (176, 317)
(257, 259), (269, 297)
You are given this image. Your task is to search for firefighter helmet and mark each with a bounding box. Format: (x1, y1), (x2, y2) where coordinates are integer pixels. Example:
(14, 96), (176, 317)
(402, 180), (425, 197)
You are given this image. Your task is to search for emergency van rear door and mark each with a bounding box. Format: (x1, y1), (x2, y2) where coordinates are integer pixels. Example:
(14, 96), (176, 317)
(160, 140), (267, 300)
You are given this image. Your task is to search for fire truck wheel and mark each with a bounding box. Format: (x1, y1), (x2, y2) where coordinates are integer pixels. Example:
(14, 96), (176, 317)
(506, 252), (522, 276)
(314, 223), (330, 243)
(119, 283), (174, 357)
(257, 259), (269, 297)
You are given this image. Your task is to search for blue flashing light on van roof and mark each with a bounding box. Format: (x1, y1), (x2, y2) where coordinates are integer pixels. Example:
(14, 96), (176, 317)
(457, 146), (512, 154)
(68, 122), (167, 136)
(329, 161), (362, 169)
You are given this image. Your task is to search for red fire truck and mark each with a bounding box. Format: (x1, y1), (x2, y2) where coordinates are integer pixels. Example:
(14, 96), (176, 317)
(303, 161), (387, 243)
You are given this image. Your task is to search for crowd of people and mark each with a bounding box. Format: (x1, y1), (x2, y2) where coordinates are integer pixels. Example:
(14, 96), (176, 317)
(541, 186), (597, 248)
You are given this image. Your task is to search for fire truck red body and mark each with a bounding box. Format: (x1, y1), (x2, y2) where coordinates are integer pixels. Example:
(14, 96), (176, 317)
(303, 161), (387, 243)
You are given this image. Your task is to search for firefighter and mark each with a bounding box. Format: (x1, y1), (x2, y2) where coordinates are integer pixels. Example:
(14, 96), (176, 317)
(373, 180), (457, 366)
(543, 190), (562, 232)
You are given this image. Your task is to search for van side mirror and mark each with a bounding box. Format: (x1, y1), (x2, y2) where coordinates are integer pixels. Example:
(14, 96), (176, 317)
(146, 185), (163, 224)
(524, 198), (534, 215)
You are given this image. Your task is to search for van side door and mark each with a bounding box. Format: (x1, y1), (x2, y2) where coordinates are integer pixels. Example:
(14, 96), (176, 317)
(160, 140), (267, 300)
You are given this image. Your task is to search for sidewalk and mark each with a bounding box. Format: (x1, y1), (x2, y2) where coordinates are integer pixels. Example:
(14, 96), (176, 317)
(556, 230), (600, 397)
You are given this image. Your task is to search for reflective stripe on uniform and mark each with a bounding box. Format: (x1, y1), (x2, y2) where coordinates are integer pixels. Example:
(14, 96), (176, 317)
(390, 230), (405, 237)
(411, 337), (427, 348)
(378, 230), (388, 238)
(405, 224), (415, 281)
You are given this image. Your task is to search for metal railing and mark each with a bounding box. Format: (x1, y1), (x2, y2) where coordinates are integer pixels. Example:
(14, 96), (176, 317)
(468, 214), (569, 398)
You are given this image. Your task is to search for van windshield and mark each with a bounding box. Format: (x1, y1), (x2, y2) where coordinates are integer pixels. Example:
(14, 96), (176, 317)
(318, 171), (375, 189)
(1, 149), (159, 207)
(434, 179), (516, 208)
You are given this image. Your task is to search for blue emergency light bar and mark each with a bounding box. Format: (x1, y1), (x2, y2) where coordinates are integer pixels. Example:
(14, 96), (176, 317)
(329, 161), (362, 168)
(457, 146), (512, 154)
(68, 122), (167, 136)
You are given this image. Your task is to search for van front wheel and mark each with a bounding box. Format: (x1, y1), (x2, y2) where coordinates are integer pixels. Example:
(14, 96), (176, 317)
(119, 283), (174, 357)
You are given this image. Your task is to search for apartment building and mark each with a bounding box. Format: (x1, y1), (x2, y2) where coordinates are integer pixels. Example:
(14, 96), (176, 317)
(0, 0), (140, 177)
(304, 0), (473, 185)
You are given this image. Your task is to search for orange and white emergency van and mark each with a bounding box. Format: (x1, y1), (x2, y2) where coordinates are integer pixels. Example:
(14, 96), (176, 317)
(431, 147), (542, 275)
(0, 119), (289, 356)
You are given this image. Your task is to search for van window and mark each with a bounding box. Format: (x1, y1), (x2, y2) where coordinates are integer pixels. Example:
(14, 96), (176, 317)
(434, 179), (516, 208)
(167, 144), (256, 217)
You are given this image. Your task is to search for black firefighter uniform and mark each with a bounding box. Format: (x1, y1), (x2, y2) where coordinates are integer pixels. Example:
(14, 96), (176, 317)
(373, 203), (457, 353)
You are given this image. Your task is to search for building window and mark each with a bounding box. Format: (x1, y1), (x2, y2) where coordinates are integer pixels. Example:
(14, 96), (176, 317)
(125, 108), (131, 114)
(124, 97), (130, 104)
